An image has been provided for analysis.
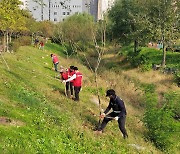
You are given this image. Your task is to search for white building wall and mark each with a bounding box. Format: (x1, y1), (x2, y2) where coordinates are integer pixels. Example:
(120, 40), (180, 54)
(82, 0), (91, 14)
(23, 0), (90, 22)
(90, 0), (98, 21)
(20, 0), (115, 22)
(98, 0), (115, 20)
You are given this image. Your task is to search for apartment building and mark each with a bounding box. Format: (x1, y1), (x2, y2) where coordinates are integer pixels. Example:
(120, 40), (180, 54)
(20, 0), (115, 22)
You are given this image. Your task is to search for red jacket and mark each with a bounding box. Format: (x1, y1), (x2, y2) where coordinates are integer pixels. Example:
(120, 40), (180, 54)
(52, 55), (59, 64)
(68, 69), (75, 83)
(40, 42), (44, 46)
(73, 72), (83, 87)
(61, 72), (68, 80)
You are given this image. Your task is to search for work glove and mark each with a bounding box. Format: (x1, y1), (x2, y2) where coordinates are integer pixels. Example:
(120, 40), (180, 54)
(114, 116), (119, 121)
(62, 80), (66, 83)
(100, 113), (105, 119)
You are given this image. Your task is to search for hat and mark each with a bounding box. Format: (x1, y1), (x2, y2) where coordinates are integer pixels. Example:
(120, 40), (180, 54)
(70, 66), (74, 69)
(106, 89), (116, 97)
(73, 67), (78, 70)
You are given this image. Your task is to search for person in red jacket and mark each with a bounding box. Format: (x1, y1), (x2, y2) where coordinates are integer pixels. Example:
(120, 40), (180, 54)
(39, 41), (44, 50)
(60, 68), (68, 80)
(63, 67), (82, 101)
(60, 67), (69, 96)
(51, 54), (59, 72)
(67, 66), (75, 98)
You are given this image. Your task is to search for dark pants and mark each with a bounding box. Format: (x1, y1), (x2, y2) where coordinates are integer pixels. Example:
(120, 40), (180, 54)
(66, 82), (74, 96)
(54, 62), (59, 72)
(98, 112), (128, 138)
(74, 86), (81, 101)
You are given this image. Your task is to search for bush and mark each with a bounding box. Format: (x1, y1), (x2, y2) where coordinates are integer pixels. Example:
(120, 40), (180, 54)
(11, 41), (21, 52)
(125, 48), (151, 69)
(174, 72), (180, 87)
(140, 63), (152, 72)
(140, 83), (157, 107)
(144, 108), (176, 151)
(11, 36), (31, 52)
(143, 89), (179, 151)
(164, 91), (180, 120)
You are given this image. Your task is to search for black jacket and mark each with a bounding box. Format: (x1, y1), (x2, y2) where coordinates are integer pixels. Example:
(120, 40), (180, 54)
(104, 96), (127, 117)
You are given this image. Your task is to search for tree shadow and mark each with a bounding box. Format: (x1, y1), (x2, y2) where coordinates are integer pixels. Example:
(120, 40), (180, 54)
(81, 109), (100, 130)
(48, 83), (66, 97)
(44, 66), (52, 71)
(85, 115), (98, 125)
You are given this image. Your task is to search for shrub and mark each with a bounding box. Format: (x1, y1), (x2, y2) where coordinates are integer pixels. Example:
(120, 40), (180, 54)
(144, 108), (176, 151)
(11, 36), (31, 52)
(174, 72), (180, 87)
(164, 91), (180, 120)
(11, 41), (21, 52)
(125, 48), (151, 69)
(143, 89), (178, 151)
(140, 63), (152, 72)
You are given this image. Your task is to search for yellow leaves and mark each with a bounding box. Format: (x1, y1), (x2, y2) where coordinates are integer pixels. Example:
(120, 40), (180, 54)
(0, 0), (26, 32)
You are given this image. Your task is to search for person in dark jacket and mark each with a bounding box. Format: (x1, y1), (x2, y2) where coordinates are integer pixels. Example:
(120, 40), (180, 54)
(96, 89), (128, 139)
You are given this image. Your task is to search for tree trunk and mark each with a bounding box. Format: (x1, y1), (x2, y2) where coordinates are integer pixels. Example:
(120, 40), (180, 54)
(95, 72), (102, 126)
(3, 32), (6, 52)
(161, 43), (166, 68)
(31, 33), (34, 45)
(6, 31), (9, 52)
(9, 32), (12, 43)
(134, 40), (138, 52)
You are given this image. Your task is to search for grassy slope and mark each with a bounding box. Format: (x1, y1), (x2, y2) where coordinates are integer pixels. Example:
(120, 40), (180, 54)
(0, 43), (163, 153)
(99, 45), (180, 153)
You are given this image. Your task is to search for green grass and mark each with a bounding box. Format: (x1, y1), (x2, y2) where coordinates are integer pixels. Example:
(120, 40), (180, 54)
(140, 47), (180, 69)
(119, 45), (180, 70)
(0, 43), (164, 153)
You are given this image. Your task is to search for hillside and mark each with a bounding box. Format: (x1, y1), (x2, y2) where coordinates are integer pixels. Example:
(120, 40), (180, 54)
(0, 43), (178, 153)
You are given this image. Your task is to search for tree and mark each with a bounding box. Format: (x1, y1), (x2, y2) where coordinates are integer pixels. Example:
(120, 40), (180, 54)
(53, 13), (95, 57)
(0, 0), (26, 52)
(146, 0), (180, 67)
(108, 0), (151, 52)
(38, 21), (55, 38)
(62, 13), (95, 43)
(68, 18), (107, 127)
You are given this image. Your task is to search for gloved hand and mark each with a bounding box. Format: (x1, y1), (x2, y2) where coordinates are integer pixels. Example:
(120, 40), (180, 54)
(62, 80), (66, 83)
(100, 113), (105, 119)
(114, 116), (119, 121)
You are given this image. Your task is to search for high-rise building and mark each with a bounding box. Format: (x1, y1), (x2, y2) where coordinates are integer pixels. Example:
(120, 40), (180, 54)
(97, 0), (115, 20)
(20, 0), (114, 22)
(24, 0), (89, 22)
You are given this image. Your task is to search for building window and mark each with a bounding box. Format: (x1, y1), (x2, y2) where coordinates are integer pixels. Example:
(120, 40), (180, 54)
(54, 18), (57, 21)
(54, 12), (57, 15)
(67, 12), (70, 15)
(63, 12), (65, 15)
